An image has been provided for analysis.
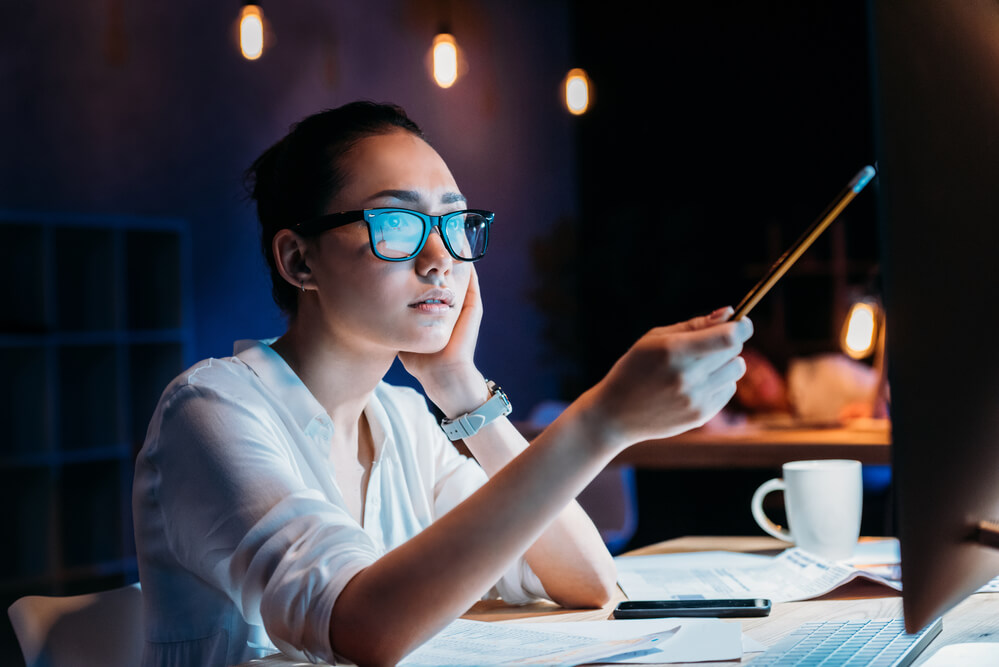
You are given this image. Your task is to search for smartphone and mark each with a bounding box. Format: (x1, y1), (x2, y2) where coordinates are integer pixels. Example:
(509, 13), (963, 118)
(613, 598), (771, 619)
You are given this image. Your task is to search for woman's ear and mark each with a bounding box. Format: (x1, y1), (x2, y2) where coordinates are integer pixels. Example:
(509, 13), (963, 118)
(273, 229), (315, 293)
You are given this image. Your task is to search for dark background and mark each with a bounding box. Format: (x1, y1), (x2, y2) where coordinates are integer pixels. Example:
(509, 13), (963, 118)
(568, 3), (880, 547)
(572, 2), (876, 389)
(1, 2), (880, 663)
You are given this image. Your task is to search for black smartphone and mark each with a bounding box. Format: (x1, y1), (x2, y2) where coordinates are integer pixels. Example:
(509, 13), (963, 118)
(613, 598), (771, 619)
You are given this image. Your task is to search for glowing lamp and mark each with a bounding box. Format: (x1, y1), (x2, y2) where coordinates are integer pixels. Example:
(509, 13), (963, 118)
(239, 3), (265, 61)
(432, 33), (459, 88)
(841, 300), (881, 360)
(564, 68), (592, 115)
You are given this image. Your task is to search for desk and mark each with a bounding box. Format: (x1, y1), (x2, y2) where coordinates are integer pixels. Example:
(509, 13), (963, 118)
(470, 536), (999, 665)
(611, 422), (891, 469)
(242, 535), (999, 666)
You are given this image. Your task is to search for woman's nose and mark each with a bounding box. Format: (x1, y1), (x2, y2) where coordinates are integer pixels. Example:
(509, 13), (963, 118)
(415, 225), (453, 275)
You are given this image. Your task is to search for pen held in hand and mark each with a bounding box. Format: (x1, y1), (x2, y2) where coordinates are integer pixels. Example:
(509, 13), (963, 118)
(730, 165), (877, 322)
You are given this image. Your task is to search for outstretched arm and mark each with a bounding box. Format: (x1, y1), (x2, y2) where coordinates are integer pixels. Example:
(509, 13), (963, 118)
(333, 267), (752, 665)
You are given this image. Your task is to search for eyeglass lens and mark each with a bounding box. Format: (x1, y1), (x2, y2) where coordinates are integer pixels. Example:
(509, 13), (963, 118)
(369, 210), (488, 260)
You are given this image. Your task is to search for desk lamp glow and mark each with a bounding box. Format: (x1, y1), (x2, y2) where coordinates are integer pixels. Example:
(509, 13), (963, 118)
(841, 300), (881, 360)
(840, 297), (888, 418)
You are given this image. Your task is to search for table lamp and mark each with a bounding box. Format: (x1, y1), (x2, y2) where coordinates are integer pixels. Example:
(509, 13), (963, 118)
(840, 297), (888, 417)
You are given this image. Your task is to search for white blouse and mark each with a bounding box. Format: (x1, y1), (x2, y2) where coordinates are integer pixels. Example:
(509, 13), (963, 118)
(132, 340), (546, 666)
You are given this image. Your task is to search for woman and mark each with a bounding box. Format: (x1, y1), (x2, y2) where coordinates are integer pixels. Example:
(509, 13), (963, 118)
(133, 101), (752, 666)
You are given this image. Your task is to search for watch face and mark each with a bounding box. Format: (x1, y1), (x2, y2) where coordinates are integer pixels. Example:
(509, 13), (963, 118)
(486, 382), (511, 413)
(440, 381), (511, 440)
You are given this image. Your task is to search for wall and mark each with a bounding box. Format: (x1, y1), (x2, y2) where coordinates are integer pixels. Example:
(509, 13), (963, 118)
(1, 0), (579, 415)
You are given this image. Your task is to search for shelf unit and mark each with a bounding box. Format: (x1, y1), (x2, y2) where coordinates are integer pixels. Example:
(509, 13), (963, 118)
(0, 212), (192, 605)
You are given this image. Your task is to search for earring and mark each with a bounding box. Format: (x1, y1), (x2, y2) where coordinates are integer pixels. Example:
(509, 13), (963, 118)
(300, 280), (305, 293)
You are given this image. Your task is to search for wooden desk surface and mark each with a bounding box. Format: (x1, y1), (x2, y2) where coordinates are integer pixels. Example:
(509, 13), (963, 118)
(611, 421), (892, 468)
(466, 536), (999, 666)
(244, 535), (996, 666)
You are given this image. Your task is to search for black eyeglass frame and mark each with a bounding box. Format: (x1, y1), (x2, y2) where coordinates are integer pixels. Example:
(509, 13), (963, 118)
(293, 207), (495, 262)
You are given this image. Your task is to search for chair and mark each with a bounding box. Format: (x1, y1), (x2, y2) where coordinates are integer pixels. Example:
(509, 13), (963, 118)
(576, 464), (639, 554)
(7, 582), (142, 667)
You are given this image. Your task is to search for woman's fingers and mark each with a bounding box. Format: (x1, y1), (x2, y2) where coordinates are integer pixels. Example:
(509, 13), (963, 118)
(591, 313), (754, 447)
(705, 358), (747, 406)
(699, 378), (740, 424)
(709, 354), (749, 387)
(658, 306), (735, 334)
(643, 319), (752, 394)
(448, 265), (483, 355)
(656, 318), (753, 358)
(673, 347), (748, 415)
(463, 264), (482, 312)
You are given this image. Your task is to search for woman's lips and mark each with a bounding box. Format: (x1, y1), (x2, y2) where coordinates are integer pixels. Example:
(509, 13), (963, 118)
(409, 300), (451, 313)
(409, 288), (455, 312)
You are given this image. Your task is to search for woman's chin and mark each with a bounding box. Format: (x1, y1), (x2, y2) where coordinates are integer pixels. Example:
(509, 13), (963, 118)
(402, 331), (453, 355)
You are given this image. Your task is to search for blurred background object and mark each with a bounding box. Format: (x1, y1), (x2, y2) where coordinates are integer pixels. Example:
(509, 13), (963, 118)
(787, 354), (880, 425)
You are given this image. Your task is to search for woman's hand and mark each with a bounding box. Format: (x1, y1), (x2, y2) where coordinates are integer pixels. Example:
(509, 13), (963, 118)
(399, 265), (488, 415)
(579, 307), (753, 451)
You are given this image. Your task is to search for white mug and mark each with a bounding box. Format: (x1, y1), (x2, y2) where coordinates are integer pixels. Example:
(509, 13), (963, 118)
(751, 459), (863, 561)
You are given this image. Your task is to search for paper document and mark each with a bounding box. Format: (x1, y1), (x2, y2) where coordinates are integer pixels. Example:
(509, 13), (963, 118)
(617, 547), (901, 603)
(511, 618), (746, 663)
(974, 577), (999, 593)
(813, 538), (999, 594)
(399, 619), (680, 666)
(507, 628), (678, 666)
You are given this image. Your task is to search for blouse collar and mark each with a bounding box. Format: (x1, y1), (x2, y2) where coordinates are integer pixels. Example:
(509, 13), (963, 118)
(233, 339), (389, 461)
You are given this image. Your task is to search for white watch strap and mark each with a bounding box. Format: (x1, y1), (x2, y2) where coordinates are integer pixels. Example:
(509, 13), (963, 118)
(441, 381), (512, 441)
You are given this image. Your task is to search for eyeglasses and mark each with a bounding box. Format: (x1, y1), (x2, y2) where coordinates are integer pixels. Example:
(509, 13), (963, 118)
(293, 207), (494, 262)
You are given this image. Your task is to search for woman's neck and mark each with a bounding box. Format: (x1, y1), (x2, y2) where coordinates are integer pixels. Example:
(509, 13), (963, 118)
(270, 312), (395, 430)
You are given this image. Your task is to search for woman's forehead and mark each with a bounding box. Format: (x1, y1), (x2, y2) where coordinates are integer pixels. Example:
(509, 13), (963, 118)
(360, 188), (467, 209)
(338, 131), (459, 204)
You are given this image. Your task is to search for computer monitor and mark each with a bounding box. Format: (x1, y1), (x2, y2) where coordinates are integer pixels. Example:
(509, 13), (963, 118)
(871, 0), (999, 633)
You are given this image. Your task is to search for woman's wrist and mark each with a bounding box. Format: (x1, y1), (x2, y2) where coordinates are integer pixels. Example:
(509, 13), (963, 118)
(570, 385), (633, 456)
(422, 366), (490, 418)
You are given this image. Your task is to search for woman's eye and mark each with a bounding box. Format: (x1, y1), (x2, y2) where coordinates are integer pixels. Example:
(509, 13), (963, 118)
(382, 215), (417, 232)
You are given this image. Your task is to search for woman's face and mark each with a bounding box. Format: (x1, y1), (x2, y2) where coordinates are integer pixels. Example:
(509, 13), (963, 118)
(305, 130), (473, 356)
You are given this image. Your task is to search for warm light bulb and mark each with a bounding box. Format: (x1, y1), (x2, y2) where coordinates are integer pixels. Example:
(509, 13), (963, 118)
(564, 68), (591, 115)
(239, 4), (265, 61)
(842, 301), (878, 359)
(432, 33), (459, 88)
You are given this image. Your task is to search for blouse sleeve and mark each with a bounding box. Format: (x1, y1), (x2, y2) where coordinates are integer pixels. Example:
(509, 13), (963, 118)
(143, 381), (377, 663)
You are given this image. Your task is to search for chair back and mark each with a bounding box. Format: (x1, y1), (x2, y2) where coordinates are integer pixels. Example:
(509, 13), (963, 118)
(7, 582), (142, 667)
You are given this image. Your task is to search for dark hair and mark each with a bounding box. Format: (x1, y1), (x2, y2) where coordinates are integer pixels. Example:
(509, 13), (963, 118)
(245, 101), (426, 316)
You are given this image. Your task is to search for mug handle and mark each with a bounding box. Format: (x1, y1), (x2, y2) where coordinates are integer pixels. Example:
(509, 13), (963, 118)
(751, 478), (793, 541)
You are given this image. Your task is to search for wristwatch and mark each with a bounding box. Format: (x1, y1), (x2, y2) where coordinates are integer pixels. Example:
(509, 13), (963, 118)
(440, 380), (512, 440)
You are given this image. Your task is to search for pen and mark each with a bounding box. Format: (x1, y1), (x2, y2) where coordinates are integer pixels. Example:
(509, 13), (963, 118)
(730, 165), (877, 321)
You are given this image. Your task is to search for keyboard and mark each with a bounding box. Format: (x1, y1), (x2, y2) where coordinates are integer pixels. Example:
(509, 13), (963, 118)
(750, 617), (943, 666)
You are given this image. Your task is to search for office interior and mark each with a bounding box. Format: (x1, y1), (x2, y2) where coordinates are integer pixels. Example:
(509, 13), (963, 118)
(1, 2), (882, 664)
